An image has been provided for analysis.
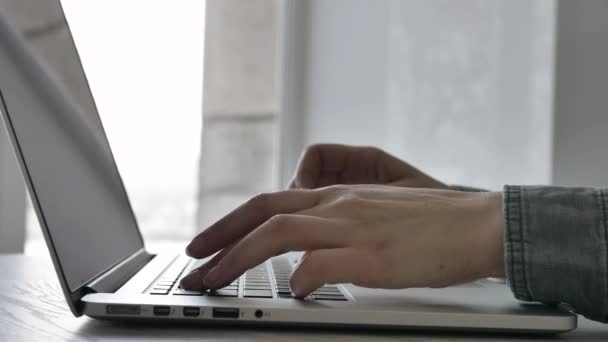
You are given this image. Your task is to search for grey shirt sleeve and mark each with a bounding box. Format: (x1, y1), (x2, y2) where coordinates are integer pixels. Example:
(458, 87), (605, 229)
(503, 185), (608, 322)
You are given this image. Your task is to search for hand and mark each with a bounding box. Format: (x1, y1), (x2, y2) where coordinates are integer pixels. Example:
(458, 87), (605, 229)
(180, 185), (505, 296)
(288, 144), (447, 190)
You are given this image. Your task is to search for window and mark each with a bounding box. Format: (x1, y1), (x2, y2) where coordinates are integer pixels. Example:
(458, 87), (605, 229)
(279, 0), (555, 190)
(26, 1), (206, 250)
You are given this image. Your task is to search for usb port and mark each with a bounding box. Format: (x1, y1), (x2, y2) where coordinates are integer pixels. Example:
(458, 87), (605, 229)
(212, 307), (239, 319)
(153, 306), (171, 316)
(183, 306), (200, 317)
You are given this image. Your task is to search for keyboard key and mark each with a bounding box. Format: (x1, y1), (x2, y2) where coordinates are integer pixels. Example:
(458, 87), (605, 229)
(314, 297), (347, 301)
(209, 289), (238, 297)
(244, 289), (273, 298)
(245, 283), (270, 287)
(173, 289), (205, 296)
(220, 285), (239, 290)
(246, 277), (268, 282)
(313, 294), (347, 301)
(314, 291), (342, 297)
(314, 289), (341, 294)
(278, 294), (294, 299)
(247, 282), (269, 286)
(245, 282), (270, 287)
(311, 290), (343, 295)
(150, 289), (169, 295)
(153, 284), (172, 290)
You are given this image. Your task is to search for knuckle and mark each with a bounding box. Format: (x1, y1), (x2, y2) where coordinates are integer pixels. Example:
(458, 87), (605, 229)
(321, 184), (348, 195)
(333, 193), (365, 208)
(362, 145), (381, 154)
(364, 146), (389, 160)
(302, 144), (322, 157)
(264, 214), (295, 240)
(248, 192), (272, 210)
(267, 214), (291, 230)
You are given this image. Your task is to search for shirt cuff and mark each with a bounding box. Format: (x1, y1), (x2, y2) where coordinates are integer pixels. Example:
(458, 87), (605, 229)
(503, 185), (608, 322)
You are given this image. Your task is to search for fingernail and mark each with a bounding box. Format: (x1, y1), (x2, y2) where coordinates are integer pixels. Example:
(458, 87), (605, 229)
(289, 282), (304, 298)
(289, 273), (303, 297)
(180, 269), (200, 289)
(290, 283), (300, 295)
(203, 266), (221, 289)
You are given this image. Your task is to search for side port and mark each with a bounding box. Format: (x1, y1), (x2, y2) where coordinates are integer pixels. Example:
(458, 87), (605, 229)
(153, 306), (171, 316)
(255, 309), (264, 318)
(212, 307), (239, 319)
(183, 306), (200, 317)
(106, 304), (141, 315)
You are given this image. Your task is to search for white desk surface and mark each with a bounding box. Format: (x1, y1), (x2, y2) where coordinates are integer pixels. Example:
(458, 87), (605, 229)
(1, 255), (607, 341)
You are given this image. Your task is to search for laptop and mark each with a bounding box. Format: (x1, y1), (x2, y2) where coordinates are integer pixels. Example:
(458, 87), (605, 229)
(0, 3), (576, 333)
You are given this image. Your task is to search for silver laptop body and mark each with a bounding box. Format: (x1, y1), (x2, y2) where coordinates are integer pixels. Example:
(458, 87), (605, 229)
(0, 4), (576, 334)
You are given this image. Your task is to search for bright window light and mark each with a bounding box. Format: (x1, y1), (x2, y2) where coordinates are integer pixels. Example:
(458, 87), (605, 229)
(27, 1), (206, 244)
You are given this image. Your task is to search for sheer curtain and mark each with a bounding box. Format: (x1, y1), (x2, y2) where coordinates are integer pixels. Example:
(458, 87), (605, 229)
(280, 0), (556, 190)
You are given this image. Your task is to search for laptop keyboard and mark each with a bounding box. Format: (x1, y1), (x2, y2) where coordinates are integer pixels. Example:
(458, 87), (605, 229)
(146, 256), (347, 301)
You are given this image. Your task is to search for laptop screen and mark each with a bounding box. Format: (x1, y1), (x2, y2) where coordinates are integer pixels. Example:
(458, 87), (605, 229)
(0, 1), (144, 291)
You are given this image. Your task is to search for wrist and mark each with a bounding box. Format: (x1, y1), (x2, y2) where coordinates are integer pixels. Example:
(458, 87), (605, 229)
(477, 191), (506, 278)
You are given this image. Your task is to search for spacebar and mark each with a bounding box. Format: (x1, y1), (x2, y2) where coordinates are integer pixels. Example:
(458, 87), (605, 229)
(244, 289), (273, 298)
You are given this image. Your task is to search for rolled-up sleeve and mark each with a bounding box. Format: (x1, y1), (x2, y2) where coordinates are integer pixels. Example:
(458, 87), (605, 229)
(503, 185), (608, 322)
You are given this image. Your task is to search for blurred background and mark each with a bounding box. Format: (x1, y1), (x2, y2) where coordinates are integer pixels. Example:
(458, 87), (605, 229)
(1, 0), (608, 254)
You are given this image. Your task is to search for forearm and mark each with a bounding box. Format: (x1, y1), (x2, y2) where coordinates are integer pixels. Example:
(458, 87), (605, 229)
(450, 185), (489, 192)
(503, 185), (608, 322)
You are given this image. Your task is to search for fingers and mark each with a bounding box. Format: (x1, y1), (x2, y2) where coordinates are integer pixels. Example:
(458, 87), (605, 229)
(199, 215), (349, 289)
(290, 144), (323, 189)
(289, 248), (378, 297)
(186, 189), (320, 259)
(180, 241), (237, 290)
(291, 144), (354, 189)
(291, 144), (391, 189)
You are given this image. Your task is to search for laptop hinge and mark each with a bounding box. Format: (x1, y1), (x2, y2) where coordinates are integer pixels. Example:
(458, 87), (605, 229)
(86, 249), (153, 293)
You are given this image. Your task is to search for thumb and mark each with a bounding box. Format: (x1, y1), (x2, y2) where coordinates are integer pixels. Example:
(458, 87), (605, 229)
(289, 248), (371, 297)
